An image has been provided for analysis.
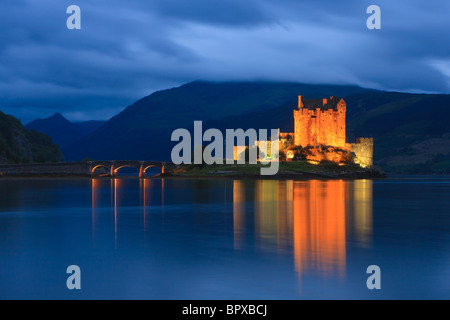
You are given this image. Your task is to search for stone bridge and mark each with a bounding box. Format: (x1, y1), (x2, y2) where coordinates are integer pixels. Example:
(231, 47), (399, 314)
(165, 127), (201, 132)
(0, 161), (177, 178)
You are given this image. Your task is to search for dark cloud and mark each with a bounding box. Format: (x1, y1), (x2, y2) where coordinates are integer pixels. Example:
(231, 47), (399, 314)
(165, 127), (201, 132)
(0, 0), (449, 123)
(151, 0), (270, 26)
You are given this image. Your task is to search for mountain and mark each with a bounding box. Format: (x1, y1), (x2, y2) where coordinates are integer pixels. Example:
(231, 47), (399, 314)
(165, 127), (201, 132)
(64, 81), (373, 161)
(0, 110), (64, 164)
(26, 113), (106, 147)
(62, 80), (450, 173)
(26, 113), (81, 146)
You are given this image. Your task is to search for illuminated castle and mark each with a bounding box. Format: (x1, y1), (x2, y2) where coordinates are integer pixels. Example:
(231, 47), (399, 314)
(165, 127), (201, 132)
(281, 95), (373, 167)
(237, 94), (374, 167)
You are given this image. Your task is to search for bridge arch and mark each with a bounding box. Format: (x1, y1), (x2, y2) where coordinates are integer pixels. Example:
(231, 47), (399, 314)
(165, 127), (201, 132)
(143, 165), (162, 177)
(114, 165), (140, 176)
(91, 165), (110, 176)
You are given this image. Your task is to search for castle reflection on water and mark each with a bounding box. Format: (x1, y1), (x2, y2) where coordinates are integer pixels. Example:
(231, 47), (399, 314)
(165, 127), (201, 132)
(92, 178), (373, 281)
(233, 180), (373, 280)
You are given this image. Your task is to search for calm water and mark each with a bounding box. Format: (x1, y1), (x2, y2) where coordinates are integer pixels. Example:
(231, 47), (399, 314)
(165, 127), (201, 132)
(0, 176), (448, 299)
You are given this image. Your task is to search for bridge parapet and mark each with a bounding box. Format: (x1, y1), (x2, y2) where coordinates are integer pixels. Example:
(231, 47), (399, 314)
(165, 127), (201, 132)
(0, 160), (176, 177)
(0, 162), (91, 176)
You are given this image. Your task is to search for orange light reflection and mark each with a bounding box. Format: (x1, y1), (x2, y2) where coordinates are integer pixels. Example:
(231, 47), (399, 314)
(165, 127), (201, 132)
(232, 179), (373, 282)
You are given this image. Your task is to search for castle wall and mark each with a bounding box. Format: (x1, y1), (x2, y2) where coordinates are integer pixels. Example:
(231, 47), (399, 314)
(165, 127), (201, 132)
(350, 138), (374, 167)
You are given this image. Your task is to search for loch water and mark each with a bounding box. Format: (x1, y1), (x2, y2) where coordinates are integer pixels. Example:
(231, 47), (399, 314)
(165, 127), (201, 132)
(0, 176), (448, 299)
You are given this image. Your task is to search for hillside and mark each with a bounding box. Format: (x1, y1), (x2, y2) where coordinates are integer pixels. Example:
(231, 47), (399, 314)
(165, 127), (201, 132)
(0, 111), (64, 164)
(345, 93), (450, 173)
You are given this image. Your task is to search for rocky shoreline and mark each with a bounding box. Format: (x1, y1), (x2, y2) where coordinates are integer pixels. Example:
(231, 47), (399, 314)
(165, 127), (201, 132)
(161, 165), (386, 180)
(0, 164), (386, 180)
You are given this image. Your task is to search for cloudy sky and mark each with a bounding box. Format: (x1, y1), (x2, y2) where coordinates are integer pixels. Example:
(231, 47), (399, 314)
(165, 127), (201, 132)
(1, 0), (449, 123)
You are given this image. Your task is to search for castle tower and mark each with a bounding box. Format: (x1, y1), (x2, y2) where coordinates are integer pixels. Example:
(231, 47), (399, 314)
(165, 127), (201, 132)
(293, 96), (310, 147)
(336, 98), (346, 148)
(293, 95), (347, 148)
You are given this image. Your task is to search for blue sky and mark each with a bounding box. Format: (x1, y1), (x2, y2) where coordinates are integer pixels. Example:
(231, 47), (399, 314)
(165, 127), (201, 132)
(1, 0), (449, 123)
